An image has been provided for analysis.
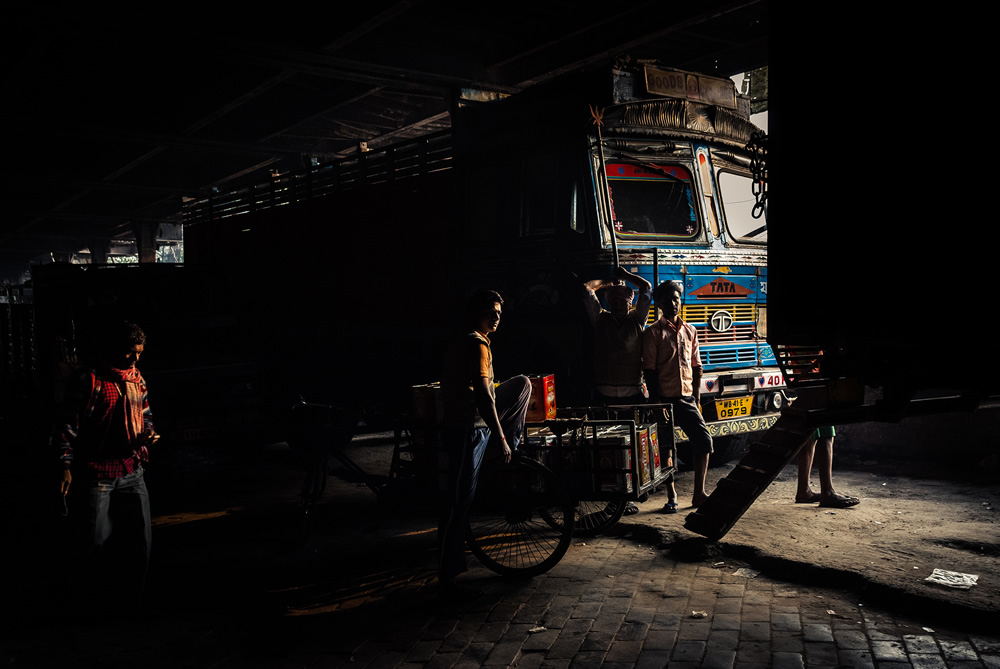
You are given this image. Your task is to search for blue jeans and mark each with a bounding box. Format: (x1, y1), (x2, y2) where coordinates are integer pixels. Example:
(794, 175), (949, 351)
(438, 375), (531, 582)
(73, 468), (152, 603)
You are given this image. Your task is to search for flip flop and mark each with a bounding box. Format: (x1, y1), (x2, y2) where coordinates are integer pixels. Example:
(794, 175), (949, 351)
(795, 492), (821, 504)
(624, 502), (640, 515)
(818, 494), (860, 508)
(661, 501), (678, 514)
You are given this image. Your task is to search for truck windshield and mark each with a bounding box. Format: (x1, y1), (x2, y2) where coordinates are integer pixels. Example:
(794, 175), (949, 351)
(604, 162), (699, 240)
(718, 170), (766, 243)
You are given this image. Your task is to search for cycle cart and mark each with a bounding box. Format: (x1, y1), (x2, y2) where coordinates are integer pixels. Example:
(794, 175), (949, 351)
(466, 404), (677, 578)
(529, 403), (677, 536)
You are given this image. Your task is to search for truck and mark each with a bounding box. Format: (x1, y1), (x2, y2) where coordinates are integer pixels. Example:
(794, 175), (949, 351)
(448, 59), (777, 464)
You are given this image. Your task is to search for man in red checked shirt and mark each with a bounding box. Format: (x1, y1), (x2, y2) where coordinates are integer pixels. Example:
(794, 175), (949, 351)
(642, 281), (714, 510)
(53, 320), (159, 610)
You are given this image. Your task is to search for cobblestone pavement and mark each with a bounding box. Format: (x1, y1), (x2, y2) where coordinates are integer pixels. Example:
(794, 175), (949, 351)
(3, 441), (998, 668)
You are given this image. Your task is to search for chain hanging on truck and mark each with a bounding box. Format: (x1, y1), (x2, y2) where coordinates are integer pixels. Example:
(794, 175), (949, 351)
(746, 131), (767, 219)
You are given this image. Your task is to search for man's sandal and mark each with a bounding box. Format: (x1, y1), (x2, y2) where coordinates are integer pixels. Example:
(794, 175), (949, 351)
(818, 494), (860, 508)
(661, 501), (678, 514)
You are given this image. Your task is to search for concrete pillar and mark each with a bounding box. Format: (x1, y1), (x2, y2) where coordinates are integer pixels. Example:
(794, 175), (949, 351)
(87, 239), (110, 265)
(133, 221), (159, 264)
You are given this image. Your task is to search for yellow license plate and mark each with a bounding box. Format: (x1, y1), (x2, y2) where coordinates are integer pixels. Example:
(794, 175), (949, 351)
(715, 396), (753, 419)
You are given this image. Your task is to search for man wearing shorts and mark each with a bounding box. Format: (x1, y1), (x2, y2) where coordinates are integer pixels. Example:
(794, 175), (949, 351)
(795, 426), (860, 508)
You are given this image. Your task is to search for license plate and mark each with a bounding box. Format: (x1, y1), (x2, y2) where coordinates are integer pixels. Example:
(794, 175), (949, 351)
(715, 396), (753, 419)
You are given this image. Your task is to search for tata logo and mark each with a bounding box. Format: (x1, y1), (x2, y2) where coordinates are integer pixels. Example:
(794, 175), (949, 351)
(690, 277), (753, 299)
(710, 310), (734, 333)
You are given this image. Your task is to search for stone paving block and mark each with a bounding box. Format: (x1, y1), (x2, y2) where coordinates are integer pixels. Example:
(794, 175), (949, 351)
(546, 636), (584, 659)
(740, 621), (771, 642)
(707, 629), (739, 651)
(606, 639), (643, 663)
(522, 629), (559, 652)
(711, 613), (741, 631)
(559, 617), (593, 637)
(483, 640), (521, 666)
(834, 629), (869, 650)
(541, 607), (571, 629)
(579, 630), (614, 652)
(736, 640), (771, 664)
(702, 648), (736, 669)
(650, 611), (684, 630)
(974, 638), (1000, 654)
(567, 650), (605, 668)
(472, 621), (508, 643)
(836, 648), (875, 669)
(671, 639), (706, 662)
(870, 639), (908, 662)
(715, 598), (743, 614)
(718, 583), (746, 598)
(580, 588), (609, 604)
(460, 641), (494, 665)
(603, 597), (632, 615)
(739, 604), (770, 622)
(486, 601), (521, 622)
(771, 650), (805, 669)
(677, 620), (712, 640)
(940, 639), (979, 661)
(425, 651), (463, 668)
(770, 612), (801, 632)
(642, 629), (677, 651)
(908, 653), (948, 669)
(439, 627), (475, 651)
(499, 622), (534, 643)
(904, 634), (939, 654)
(569, 602), (602, 619)
(405, 639), (444, 663)
(770, 633), (803, 653)
(625, 606), (656, 623)
(513, 605), (549, 625)
(538, 659), (571, 669)
(424, 618), (460, 640)
(634, 649), (671, 668)
(591, 612), (625, 632)
(510, 651), (545, 669)
(615, 620), (649, 641)
(802, 623), (833, 643)
(803, 641), (838, 666)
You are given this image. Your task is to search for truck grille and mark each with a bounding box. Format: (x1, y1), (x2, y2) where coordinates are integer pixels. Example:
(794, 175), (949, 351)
(701, 345), (759, 366)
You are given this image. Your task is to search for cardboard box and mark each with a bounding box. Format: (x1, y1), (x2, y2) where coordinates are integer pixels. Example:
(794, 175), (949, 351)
(643, 423), (661, 477)
(595, 427), (633, 493)
(526, 374), (557, 421)
(637, 427), (653, 486)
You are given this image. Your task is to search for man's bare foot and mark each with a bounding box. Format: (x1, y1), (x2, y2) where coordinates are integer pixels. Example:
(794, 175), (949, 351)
(795, 491), (821, 503)
(691, 492), (709, 507)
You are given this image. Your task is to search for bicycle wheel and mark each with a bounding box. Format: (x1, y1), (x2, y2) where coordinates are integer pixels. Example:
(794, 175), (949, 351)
(573, 495), (628, 537)
(467, 456), (575, 578)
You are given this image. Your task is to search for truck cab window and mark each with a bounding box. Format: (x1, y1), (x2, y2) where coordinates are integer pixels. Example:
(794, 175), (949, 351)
(718, 170), (766, 243)
(604, 162), (699, 239)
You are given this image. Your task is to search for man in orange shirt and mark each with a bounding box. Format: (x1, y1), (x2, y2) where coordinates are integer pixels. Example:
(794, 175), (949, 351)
(438, 289), (530, 598)
(642, 281), (713, 509)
